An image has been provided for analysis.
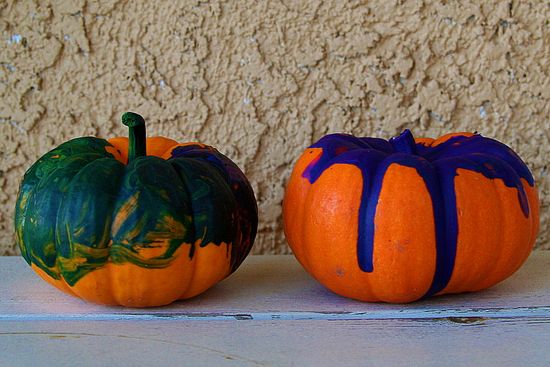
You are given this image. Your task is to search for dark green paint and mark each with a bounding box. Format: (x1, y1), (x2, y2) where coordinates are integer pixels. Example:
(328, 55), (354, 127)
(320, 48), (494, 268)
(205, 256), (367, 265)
(109, 156), (195, 268)
(15, 137), (114, 267)
(22, 153), (108, 278)
(15, 113), (258, 286)
(55, 158), (125, 285)
(169, 145), (258, 272)
(170, 158), (237, 257)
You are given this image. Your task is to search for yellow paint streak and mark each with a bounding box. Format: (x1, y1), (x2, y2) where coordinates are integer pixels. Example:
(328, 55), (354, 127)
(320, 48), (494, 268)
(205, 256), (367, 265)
(111, 193), (139, 236)
(146, 215), (186, 240)
(57, 256), (89, 272)
(133, 242), (170, 259)
(137, 216), (187, 259)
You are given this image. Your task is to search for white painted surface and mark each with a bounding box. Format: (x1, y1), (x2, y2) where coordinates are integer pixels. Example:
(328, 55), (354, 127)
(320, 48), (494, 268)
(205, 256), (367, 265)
(1, 253), (549, 366)
(2, 318), (549, 367)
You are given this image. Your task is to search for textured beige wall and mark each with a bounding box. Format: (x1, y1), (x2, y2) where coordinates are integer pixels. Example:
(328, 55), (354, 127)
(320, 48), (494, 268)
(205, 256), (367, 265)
(0, 0), (548, 255)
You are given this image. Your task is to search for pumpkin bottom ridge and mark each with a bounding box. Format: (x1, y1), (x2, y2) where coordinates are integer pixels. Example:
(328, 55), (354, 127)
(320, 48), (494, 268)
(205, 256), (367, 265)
(30, 242), (232, 307)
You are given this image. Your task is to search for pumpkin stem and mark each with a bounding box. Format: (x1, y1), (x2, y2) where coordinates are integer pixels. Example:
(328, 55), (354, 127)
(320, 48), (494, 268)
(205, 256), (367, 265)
(390, 129), (417, 155)
(122, 112), (146, 162)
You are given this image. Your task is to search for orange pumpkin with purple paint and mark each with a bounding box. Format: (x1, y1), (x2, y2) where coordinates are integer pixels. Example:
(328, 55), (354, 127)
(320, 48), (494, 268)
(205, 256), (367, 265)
(283, 130), (539, 303)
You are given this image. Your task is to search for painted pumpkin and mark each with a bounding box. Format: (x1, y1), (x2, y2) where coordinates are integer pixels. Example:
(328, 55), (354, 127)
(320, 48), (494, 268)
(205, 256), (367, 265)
(15, 112), (257, 307)
(283, 130), (539, 303)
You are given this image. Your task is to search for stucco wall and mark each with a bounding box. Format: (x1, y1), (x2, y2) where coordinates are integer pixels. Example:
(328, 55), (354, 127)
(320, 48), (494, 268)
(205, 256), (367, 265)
(0, 0), (548, 255)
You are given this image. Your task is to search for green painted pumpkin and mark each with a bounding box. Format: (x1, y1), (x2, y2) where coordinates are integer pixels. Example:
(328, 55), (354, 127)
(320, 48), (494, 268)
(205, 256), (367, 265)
(15, 112), (257, 307)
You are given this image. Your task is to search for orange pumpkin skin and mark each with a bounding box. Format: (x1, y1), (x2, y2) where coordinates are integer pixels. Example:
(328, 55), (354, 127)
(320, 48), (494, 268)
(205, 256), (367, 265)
(16, 113), (257, 307)
(283, 130), (539, 303)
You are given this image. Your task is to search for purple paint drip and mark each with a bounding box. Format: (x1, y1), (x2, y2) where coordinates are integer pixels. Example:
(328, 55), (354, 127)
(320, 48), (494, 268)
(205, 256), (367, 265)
(302, 130), (534, 296)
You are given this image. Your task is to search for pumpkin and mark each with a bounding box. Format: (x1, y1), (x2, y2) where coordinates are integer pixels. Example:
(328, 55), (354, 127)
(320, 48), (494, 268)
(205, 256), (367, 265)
(283, 129), (539, 303)
(15, 112), (257, 307)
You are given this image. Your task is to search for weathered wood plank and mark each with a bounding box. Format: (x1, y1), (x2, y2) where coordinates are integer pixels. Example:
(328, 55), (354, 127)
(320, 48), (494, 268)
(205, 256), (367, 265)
(0, 253), (549, 321)
(1, 253), (549, 366)
(1, 318), (549, 367)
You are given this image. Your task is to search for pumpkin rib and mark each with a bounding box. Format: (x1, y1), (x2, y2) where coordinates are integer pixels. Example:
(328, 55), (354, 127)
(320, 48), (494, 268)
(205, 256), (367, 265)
(168, 144), (258, 273)
(54, 156), (125, 304)
(430, 150), (535, 295)
(109, 156), (195, 265)
(430, 157), (489, 296)
(465, 154), (527, 291)
(473, 169), (506, 290)
(443, 168), (503, 294)
(168, 157), (237, 298)
(169, 157), (237, 252)
(178, 242), (198, 300)
(300, 163), (372, 298)
(422, 158), (453, 297)
(468, 176), (520, 292)
(14, 151), (50, 264)
(169, 156), (230, 299)
(168, 159), (201, 298)
(89, 145), (138, 305)
(428, 149), (533, 296)
(370, 162), (437, 302)
(24, 153), (107, 280)
(31, 144), (117, 282)
(102, 157), (195, 305)
(299, 158), (328, 281)
(55, 157), (125, 286)
(360, 153), (444, 300)
(488, 176), (535, 287)
(167, 160), (197, 240)
(368, 155), (440, 302)
(109, 156), (194, 307)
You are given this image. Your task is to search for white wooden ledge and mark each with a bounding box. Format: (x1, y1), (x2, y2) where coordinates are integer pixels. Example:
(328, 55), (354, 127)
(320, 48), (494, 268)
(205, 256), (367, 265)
(1, 253), (549, 366)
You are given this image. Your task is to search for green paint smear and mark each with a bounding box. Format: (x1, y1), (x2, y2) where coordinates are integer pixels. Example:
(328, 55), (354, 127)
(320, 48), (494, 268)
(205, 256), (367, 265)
(15, 136), (253, 286)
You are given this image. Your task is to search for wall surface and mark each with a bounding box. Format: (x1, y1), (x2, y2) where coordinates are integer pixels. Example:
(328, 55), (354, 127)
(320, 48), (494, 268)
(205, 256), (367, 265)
(0, 0), (548, 255)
